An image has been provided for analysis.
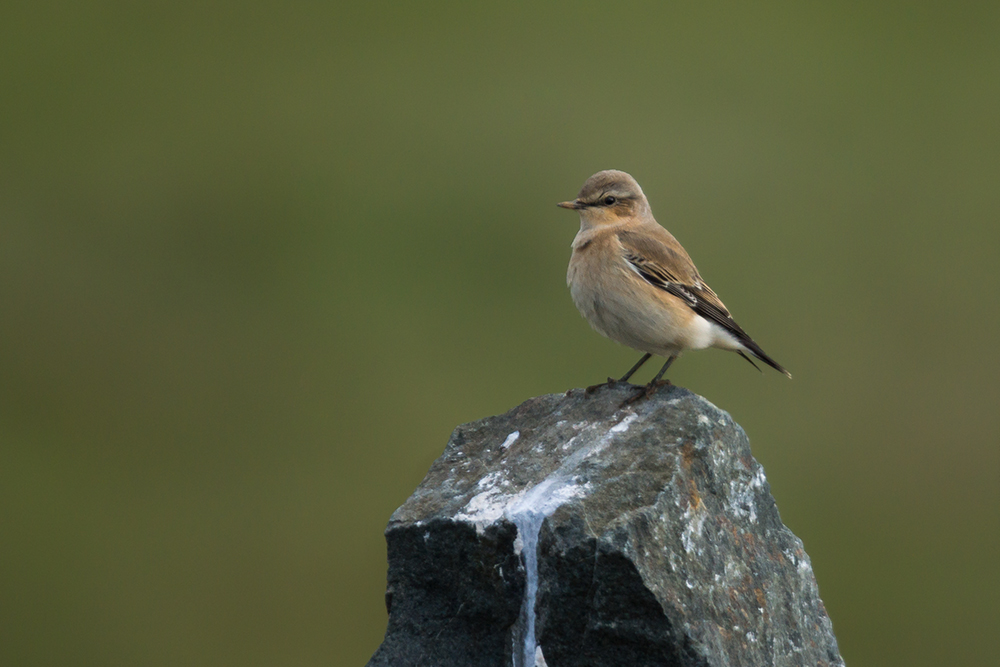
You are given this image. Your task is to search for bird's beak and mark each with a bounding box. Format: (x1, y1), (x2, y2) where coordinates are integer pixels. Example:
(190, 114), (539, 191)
(557, 199), (584, 210)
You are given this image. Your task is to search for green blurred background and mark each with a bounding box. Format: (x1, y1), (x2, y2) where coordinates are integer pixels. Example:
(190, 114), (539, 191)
(2, 2), (997, 665)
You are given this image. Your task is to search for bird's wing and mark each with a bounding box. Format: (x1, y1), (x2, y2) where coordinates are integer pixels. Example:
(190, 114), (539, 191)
(616, 227), (741, 333)
(616, 227), (791, 376)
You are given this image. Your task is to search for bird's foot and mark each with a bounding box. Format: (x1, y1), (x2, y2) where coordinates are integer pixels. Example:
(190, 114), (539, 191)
(623, 379), (671, 405)
(586, 377), (618, 395)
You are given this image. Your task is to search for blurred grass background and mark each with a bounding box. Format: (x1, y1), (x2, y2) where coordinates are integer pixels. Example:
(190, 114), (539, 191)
(1, 2), (997, 665)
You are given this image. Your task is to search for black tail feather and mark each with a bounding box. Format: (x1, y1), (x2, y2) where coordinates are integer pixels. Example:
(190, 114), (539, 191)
(741, 340), (792, 378)
(737, 350), (762, 373)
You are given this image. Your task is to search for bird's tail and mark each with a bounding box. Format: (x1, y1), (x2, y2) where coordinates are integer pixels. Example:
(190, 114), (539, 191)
(738, 341), (792, 379)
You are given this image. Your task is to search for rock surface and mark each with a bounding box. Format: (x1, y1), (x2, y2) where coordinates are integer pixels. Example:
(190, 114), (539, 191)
(366, 384), (844, 667)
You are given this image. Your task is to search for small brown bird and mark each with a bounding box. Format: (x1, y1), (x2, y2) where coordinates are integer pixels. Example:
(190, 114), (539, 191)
(559, 169), (791, 395)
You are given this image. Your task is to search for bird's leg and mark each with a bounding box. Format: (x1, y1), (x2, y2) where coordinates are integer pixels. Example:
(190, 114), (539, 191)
(626, 355), (676, 404)
(587, 353), (652, 394)
(618, 353), (652, 383)
(649, 355), (676, 385)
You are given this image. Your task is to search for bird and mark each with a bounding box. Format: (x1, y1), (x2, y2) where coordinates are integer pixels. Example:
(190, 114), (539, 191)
(558, 169), (791, 398)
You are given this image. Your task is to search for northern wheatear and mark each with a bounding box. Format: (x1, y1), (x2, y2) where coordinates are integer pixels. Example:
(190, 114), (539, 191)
(559, 169), (791, 396)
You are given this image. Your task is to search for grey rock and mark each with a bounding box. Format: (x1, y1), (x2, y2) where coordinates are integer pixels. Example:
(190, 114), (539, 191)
(367, 384), (844, 667)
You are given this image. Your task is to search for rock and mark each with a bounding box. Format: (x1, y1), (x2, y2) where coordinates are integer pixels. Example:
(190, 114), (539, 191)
(366, 384), (844, 667)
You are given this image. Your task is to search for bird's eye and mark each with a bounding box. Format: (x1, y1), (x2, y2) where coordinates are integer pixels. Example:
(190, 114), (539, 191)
(603, 196), (617, 206)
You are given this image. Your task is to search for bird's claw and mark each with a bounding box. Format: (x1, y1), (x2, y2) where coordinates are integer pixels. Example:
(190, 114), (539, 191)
(623, 379), (671, 405)
(585, 377), (618, 394)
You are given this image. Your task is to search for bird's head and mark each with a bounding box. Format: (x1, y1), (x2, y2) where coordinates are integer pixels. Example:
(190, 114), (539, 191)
(557, 169), (651, 228)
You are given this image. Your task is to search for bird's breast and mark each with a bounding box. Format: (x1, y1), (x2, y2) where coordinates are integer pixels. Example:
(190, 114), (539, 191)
(568, 238), (699, 356)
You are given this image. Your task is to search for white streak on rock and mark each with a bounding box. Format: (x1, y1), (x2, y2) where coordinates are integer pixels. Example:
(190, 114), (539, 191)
(610, 413), (638, 433)
(454, 486), (510, 533)
(501, 431), (520, 449)
(503, 412), (637, 667)
(506, 478), (587, 667)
